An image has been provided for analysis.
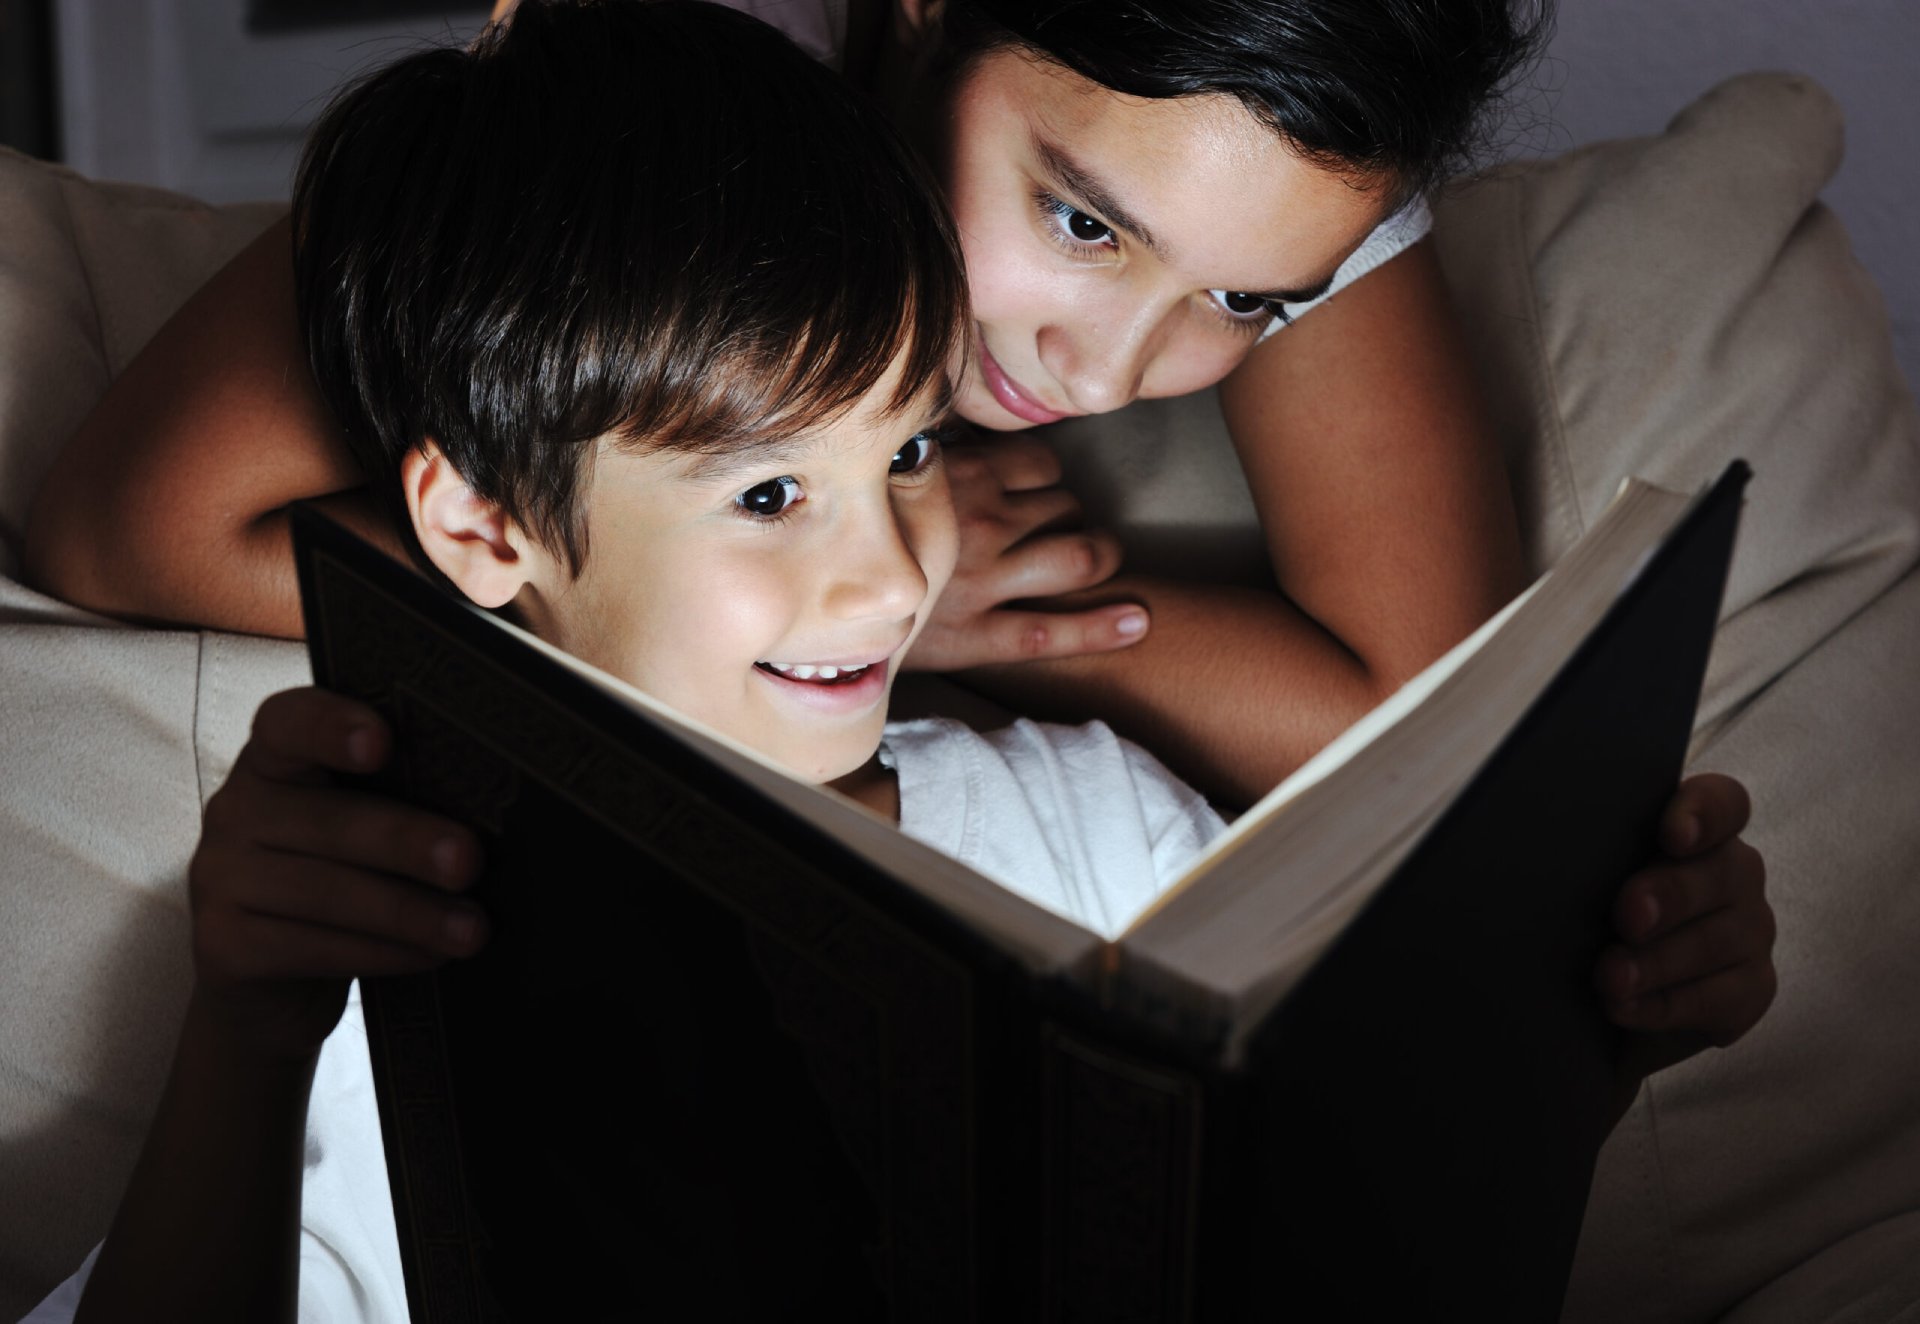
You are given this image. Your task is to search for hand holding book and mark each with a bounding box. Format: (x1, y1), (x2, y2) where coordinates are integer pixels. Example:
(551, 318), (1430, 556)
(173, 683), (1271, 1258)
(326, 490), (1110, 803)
(1602, 771), (1775, 1096)
(187, 687), (488, 1058)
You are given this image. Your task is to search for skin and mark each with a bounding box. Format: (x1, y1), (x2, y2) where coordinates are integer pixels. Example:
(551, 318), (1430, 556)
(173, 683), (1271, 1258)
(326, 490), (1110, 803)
(939, 53), (1389, 427)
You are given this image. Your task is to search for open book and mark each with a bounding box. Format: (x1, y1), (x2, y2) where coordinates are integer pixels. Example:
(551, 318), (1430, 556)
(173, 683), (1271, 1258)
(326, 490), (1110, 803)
(293, 462), (1747, 1321)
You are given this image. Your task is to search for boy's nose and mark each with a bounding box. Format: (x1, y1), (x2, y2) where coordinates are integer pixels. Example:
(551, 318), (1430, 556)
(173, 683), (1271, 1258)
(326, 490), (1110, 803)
(823, 510), (929, 624)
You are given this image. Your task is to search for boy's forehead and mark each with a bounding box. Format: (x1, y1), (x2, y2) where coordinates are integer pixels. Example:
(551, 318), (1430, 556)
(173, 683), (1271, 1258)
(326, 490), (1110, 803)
(650, 372), (953, 485)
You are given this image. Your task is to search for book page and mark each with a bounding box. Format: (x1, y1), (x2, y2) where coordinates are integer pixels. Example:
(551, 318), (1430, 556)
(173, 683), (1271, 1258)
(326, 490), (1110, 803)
(1118, 479), (1696, 1037)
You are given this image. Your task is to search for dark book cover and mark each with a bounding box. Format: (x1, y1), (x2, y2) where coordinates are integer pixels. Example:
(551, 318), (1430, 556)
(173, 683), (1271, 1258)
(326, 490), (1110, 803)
(293, 461), (1745, 1321)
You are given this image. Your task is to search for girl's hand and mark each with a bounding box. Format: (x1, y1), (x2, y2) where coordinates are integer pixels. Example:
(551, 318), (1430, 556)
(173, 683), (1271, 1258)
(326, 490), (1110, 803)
(1599, 773), (1776, 1082)
(190, 688), (486, 1059)
(905, 433), (1149, 671)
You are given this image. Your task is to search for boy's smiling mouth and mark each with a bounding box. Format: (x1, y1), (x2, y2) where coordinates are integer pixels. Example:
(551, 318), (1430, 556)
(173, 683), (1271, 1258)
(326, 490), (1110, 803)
(756, 661), (872, 684)
(752, 655), (893, 716)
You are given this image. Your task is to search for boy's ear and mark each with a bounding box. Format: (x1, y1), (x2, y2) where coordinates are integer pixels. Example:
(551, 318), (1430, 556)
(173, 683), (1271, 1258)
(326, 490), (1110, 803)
(400, 440), (535, 609)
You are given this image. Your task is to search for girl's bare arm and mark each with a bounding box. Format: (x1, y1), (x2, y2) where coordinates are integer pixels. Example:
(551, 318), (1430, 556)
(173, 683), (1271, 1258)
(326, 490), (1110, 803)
(24, 217), (391, 638)
(956, 241), (1524, 804)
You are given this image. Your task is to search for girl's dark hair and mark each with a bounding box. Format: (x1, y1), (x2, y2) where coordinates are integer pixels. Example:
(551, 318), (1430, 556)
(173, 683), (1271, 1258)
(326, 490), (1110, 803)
(294, 0), (966, 573)
(936, 0), (1552, 203)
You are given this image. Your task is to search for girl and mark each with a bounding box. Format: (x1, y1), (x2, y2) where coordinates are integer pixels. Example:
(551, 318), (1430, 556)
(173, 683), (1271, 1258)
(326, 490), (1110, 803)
(28, 0), (1540, 804)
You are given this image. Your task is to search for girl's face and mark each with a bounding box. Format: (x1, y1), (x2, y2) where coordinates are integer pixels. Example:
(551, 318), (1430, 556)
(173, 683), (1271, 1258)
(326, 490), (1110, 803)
(935, 47), (1394, 429)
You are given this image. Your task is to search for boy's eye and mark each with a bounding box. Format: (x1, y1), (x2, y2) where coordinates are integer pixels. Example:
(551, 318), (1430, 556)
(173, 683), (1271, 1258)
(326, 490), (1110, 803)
(891, 431), (941, 475)
(736, 475), (802, 518)
(1208, 289), (1280, 322)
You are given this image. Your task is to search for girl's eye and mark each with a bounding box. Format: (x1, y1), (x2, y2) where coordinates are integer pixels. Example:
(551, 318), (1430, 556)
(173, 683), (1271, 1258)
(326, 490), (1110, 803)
(1208, 289), (1283, 324)
(1038, 193), (1116, 250)
(890, 430), (942, 476)
(736, 475), (802, 519)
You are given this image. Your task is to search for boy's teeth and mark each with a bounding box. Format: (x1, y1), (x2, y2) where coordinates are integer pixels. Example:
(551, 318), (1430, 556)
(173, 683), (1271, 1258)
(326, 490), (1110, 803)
(763, 661), (867, 682)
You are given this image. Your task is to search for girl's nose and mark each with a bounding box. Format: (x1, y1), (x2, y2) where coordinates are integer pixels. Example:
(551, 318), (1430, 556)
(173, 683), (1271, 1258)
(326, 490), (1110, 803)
(1037, 307), (1158, 416)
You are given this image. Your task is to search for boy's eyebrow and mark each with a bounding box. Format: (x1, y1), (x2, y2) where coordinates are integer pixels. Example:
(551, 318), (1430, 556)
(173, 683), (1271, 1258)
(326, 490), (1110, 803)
(672, 435), (821, 485)
(665, 360), (955, 486)
(1030, 133), (1343, 306)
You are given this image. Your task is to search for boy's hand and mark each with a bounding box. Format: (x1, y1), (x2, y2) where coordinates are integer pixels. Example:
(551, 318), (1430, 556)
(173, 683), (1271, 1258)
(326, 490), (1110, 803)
(190, 687), (486, 1059)
(905, 433), (1149, 671)
(1599, 773), (1775, 1086)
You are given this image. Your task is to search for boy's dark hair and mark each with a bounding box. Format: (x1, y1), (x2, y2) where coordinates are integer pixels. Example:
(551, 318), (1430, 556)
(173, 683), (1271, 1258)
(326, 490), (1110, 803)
(935, 0), (1552, 205)
(294, 0), (966, 574)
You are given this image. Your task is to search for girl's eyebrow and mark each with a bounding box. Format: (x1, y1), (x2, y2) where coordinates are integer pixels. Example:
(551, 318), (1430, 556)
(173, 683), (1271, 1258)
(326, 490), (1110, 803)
(1032, 133), (1163, 256)
(1030, 132), (1343, 306)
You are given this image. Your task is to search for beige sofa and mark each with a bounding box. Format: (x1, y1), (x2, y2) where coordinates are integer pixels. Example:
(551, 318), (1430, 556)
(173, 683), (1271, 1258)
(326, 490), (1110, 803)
(2, 72), (1916, 1319)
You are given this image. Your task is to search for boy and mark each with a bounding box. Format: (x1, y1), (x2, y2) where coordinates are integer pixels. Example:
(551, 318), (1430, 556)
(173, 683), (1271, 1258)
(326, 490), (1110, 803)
(43, 2), (1772, 1319)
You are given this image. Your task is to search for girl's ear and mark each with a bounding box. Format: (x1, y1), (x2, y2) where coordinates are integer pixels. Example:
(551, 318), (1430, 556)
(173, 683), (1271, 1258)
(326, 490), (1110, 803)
(400, 440), (536, 609)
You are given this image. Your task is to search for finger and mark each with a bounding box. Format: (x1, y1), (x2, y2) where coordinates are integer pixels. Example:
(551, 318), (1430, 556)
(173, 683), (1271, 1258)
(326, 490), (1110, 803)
(206, 776), (482, 893)
(198, 908), (469, 986)
(198, 844), (487, 959)
(955, 434), (1064, 492)
(953, 487), (1084, 556)
(1597, 898), (1776, 1005)
(241, 687), (392, 786)
(974, 530), (1124, 601)
(964, 604), (1151, 665)
(1659, 771), (1751, 856)
(1003, 485), (1090, 537)
(1604, 960), (1778, 1046)
(1613, 837), (1765, 942)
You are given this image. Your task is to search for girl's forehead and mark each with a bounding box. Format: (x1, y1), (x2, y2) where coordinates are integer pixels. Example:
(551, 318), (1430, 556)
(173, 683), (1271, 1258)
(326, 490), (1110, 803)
(957, 47), (1392, 293)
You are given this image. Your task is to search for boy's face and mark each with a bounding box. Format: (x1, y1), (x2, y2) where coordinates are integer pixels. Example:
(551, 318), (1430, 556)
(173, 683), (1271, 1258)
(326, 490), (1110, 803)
(515, 367), (958, 786)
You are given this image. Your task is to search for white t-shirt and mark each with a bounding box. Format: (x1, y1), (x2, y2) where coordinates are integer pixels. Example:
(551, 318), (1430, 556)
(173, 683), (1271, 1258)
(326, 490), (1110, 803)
(1262, 197), (1433, 335)
(885, 716), (1225, 937)
(26, 718), (1223, 1322)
